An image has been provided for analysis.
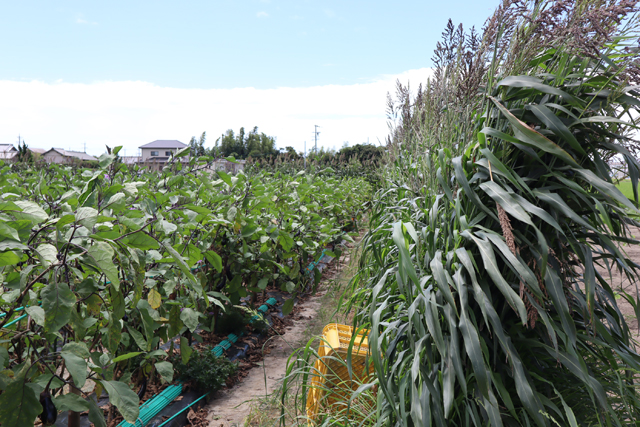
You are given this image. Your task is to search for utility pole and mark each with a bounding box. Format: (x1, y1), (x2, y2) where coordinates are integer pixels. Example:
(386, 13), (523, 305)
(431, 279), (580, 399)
(83, 142), (86, 153)
(314, 125), (320, 154)
(304, 141), (306, 168)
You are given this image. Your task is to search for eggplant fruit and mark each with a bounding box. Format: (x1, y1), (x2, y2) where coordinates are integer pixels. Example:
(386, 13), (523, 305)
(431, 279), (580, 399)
(38, 391), (57, 426)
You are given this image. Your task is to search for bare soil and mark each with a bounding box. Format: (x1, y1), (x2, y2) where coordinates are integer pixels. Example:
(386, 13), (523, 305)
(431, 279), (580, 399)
(594, 227), (640, 343)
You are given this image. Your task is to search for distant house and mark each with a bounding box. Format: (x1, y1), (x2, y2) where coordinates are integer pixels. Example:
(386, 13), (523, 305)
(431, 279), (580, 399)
(42, 148), (97, 164)
(0, 144), (17, 161)
(139, 140), (187, 163)
(212, 158), (246, 174)
(120, 156), (142, 165)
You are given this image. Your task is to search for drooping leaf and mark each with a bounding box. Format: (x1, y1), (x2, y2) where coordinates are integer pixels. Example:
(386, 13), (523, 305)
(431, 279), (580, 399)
(148, 288), (162, 309)
(204, 250), (223, 273)
(61, 351), (88, 388)
(164, 244), (200, 294)
(489, 96), (580, 167)
(155, 361), (174, 384)
(101, 380), (140, 423)
(62, 342), (91, 359)
(53, 393), (90, 412)
(128, 327), (148, 352)
(41, 282), (77, 333)
(76, 206), (98, 229)
(180, 337), (193, 364)
(282, 298), (294, 315)
(88, 396), (108, 427)
(180, 307), (200, 333)
(87, 242), (120, 289)
(25, 306), (45, 327)
(34, 243), (58, 268)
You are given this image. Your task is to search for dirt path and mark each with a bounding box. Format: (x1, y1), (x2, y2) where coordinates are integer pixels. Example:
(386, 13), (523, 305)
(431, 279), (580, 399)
(205, 297), (322, 426)
(204, 243), (359, 427)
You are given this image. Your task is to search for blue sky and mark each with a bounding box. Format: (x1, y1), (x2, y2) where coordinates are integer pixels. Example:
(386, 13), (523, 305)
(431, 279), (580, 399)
(0, 0), (499, 155)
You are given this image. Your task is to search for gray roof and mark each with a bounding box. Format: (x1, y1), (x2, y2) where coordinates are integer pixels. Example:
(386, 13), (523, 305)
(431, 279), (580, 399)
(44, 148), (97, 161)
(0, 144), (17, 153)
(139, 140), (187, 149)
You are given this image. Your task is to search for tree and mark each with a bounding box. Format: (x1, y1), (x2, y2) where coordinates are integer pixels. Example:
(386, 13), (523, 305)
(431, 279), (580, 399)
(188, 132), (206, 157)
(16, 141), (33, 163)
(216, 126), (278, 159)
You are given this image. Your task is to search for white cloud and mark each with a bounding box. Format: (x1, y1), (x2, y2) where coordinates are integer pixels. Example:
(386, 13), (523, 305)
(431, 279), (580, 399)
(0, 69), (434, 157)
(256, 11), (269, 18)
(324, 9), (336, 18)
(76, 14), (98, 25)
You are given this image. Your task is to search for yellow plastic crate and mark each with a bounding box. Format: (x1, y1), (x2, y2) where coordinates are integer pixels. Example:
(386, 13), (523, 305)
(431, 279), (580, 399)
(306, 323), (374, 423)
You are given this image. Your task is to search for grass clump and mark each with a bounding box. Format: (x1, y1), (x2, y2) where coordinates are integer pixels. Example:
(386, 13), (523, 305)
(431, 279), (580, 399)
(171, 347), (238, 392)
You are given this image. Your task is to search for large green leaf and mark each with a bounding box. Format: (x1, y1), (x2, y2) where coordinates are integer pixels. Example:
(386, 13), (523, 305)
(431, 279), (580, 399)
(76, 206), (98, 229)
(41, 282), (77, 333)
(278, 231), (294, 252)
(25, 306), (45, 327)
(35, 243), (58, 268)
(180, 307), (200, 333)
(101, 380), (140, 423)
(479, 181), (532, 224)
(0, 223), (20, 241)
(106, 316), (122, 354)
(128, 327), (148, 351)
(61, 350), (87, 388)
(463, 231), (527, 324)
(126, 232), (160, 250)
(87, 241), (120, 289)
(0, 377), (42, 427)
(574, 168), (638, 211)
(164, 244), (199, 293)
(62, 342), (91, 359)
(12, 200), (49, 224)
(0, 251), (21, 266)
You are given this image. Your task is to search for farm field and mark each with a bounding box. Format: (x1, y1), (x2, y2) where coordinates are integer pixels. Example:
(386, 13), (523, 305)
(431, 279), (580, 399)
(617, 180), (640, 201)
(0, 153), (371, 427)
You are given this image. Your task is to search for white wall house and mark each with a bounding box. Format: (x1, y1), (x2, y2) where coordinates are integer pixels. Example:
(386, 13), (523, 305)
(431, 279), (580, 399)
(0, 144), (17, 161)
(139, 140), (187, 162)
